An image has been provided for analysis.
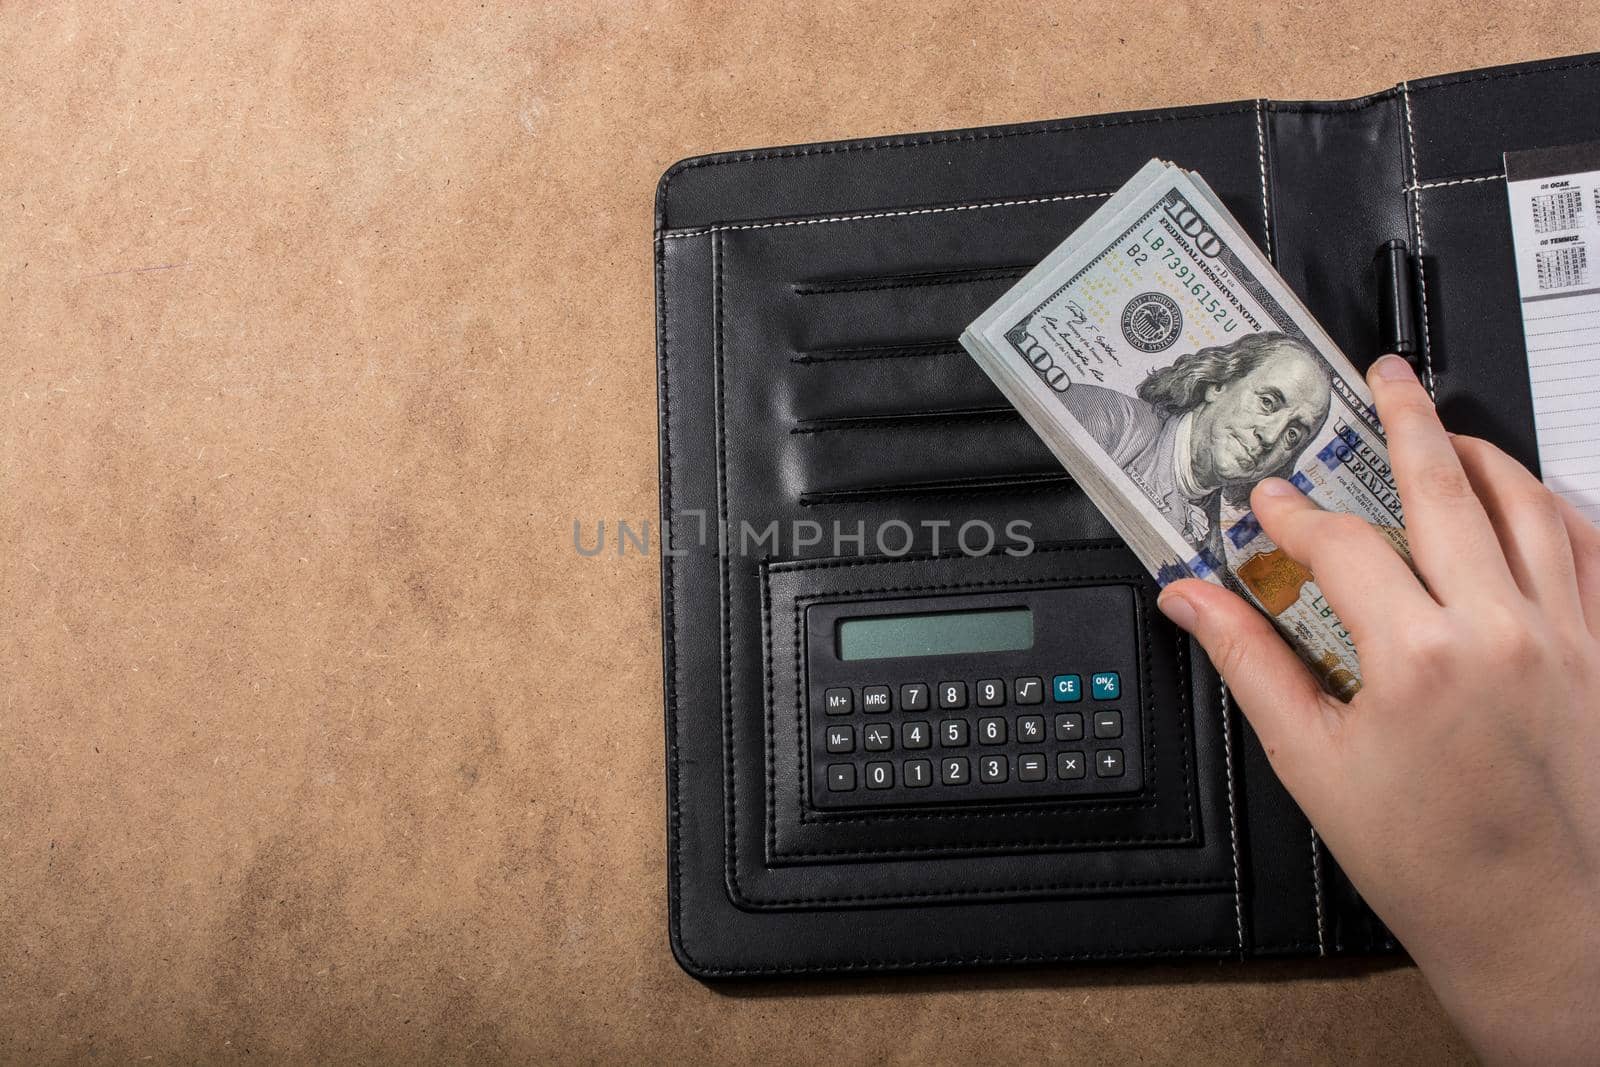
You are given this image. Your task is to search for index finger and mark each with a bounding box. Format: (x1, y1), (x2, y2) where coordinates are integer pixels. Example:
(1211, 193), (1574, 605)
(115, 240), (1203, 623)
(1366, 354), (1515, 602)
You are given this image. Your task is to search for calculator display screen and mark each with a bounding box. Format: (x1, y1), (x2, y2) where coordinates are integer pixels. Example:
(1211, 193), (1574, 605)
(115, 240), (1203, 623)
(836, 608), (1033, 661)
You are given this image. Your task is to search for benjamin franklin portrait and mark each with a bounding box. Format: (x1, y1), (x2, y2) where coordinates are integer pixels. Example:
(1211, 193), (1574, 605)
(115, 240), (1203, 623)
(1062, 331), (1333, 555)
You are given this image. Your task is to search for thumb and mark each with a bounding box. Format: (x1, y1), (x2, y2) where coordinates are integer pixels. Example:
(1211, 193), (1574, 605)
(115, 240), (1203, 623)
(1157, 578), (1330, 772)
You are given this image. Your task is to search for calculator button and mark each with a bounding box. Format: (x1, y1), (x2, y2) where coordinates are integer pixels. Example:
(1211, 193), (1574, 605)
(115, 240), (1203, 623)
(827, 764), (856, 791)
(825, 725), (854, 753)
(938, 681), (968, 709)
(1016, 715), (1046, 743)
(1091, 672), (1121, 700)
(977, 717), (1006, 745)
(861, 685), (893, 713)
(904, 759), (932, 788)
(863, 723), (893, 752)
(1057, 751), (1086, 779)
(976, 679), (1005, 706)
(979, 755), (1008, 784)
(1052, 674), (1082, 702)
(1012, 676), (1044, 704)
(865, 761), (895, 789)
(1093, 710), (1123, 739)
(1054, 712), (1084, 742)
(900, 683), (930, 711)
(824, 687), (853, 715)
(1096, 749), (1125, 777)
(940, 719), (969, 747)
(941, 756), (970, 785)
(901, 721), (931, 749)
(1017, 753), (1047, 781)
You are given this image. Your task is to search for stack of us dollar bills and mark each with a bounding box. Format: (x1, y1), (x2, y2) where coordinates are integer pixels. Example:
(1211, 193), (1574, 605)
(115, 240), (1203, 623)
(961, 159), (1408, 700)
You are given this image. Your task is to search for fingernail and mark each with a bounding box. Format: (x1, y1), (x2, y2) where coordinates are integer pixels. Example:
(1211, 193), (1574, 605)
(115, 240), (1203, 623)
(1255, 477), (1298, 497)
(1372, 354), (1416, 382)
(1158, 591), (1198, 631)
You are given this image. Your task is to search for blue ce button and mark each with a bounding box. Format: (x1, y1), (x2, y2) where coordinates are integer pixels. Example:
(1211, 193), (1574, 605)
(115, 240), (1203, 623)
(1091, 671), (1121, 700)
(1052, 674), (1082, 702)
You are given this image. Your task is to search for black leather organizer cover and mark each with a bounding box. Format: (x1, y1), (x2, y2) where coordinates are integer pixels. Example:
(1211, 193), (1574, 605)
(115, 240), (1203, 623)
(655, 53), (1600, 977)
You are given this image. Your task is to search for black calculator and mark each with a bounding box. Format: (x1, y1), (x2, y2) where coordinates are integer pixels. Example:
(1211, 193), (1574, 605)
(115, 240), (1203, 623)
(805, 586), (1144, 810)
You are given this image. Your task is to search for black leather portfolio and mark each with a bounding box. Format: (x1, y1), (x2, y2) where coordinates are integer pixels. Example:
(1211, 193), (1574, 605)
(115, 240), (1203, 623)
(654, 52), (1600, 977)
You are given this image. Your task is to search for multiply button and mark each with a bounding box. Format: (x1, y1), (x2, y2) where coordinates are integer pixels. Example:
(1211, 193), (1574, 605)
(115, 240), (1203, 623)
(1096, 749), (1125, 777)
(824, 688), (852, 714)
(1053, 674), (1082, 702)
(1057, 751), (1086, 780)
(1093, 710), (1122, 739)
(1091, 672), (1120, 700)
(862, 685), (893, 712)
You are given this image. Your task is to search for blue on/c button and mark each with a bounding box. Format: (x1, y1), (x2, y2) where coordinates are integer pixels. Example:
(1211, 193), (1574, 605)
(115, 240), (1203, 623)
(1091, 671), (1121, 700)
(1052, 674), (1081, 702)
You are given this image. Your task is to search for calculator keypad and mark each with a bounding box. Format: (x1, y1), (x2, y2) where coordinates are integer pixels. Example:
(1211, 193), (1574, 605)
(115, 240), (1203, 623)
(813, 672), (1140, 807)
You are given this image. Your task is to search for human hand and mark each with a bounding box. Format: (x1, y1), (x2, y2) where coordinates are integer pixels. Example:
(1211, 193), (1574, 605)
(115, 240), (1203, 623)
(1156, 354), (1600, 1064)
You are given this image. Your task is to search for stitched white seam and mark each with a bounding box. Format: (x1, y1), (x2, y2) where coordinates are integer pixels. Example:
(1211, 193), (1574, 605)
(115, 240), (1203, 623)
(1401, 82), (1437, 396)
(1221, 683), (1244, 956)
(1255, 100), (1274, 262)
(1410, 173), (1504, 190)
(657, 190), (1112, 239)
(1311, 826), (1328, 956)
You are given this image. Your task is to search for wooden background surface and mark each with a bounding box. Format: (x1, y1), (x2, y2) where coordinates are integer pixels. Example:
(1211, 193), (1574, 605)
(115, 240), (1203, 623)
(5, 2), (1596, 1062)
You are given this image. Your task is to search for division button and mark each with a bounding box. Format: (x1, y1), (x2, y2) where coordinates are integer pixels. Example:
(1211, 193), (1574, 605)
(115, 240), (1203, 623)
(1054, 712), (1084, 742)
(1057, 751), (1086, 780)
(863, 723), (893, 752)
(825, 725), (854, 753)
(976, 679), (1005, 706)
(1093, 710), (1123, 739)
(1053, 674), (1082, 702)
(900, 683), (930, 711)
(1096, 749), (1125, 777)
(1017, 753), (1047, 781)
(861, 685), (893, 712)
(827, 764), (856, 791)
(1012, 676), (1044, 704)
(824, 687), (853, 715)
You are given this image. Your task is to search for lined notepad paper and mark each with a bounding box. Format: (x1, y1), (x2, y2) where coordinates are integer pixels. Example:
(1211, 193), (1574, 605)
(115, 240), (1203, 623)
(1506, 142), (1600, 523)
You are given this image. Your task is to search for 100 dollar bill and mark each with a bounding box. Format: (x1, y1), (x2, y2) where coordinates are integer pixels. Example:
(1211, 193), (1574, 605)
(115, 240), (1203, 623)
(961, 160), (1408, 700)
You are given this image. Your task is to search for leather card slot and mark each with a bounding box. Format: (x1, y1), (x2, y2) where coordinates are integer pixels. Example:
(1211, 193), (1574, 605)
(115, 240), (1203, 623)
(790, 338), (967, 364)
(790, 405), (1017, 435)
(792, 264), (1032, 296)
(797, 472), (1074, 508)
